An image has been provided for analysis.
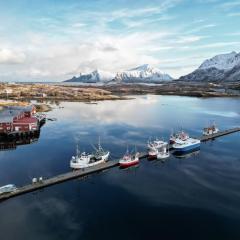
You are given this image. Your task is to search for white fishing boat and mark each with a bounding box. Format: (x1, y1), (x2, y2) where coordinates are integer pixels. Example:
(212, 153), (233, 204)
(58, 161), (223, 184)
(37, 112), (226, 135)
(203, 122), (219, 136)
(147, 138), (166, 150)
(0, 184), (17, 195)
(157, 144), (170, 159)
(70, 139), (109, 169)
(170, 131), (189, 144)
(93, 139), (110, 162)
(148, 148), (158, 159)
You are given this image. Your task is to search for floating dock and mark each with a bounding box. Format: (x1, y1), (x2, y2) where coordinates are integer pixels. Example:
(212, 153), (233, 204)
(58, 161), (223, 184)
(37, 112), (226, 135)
(0, 127), (239, 202)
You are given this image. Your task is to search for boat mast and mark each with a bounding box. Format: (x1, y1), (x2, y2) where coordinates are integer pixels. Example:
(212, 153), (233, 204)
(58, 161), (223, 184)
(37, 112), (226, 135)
(98, 136), (101, 150)
(76, 143), (80, 156)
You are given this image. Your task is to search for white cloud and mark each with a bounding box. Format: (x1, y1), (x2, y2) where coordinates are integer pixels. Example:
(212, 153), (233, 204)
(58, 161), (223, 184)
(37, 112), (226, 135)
(228, 12), (240, 17)
(186, 24), (216, 34)
(0, 48), (26, 64)
(175, 35), (206, 43)
(193, 41), (240, 49)
(220, 1), (240, 9)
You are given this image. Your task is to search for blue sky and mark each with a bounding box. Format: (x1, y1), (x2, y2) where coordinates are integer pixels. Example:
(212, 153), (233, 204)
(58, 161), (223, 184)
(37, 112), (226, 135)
(0, 0), (239, 81)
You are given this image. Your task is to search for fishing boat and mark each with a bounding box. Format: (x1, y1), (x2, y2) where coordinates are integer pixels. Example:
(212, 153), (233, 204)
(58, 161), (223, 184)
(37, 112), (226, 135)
(203, 122), (219, 136)
(173, 148), (200, 158)
(148, 147), (158, 159)
(93, 138), (110, 161)
(119, 147), (140, 168)
(70, 144), (93, 169)
(70, 139), (110, 169)
(170, 131), (189, 144)
(0, 184), (17, 195)
(147, 138), (166, 150)
(157, 144), (170, 159)
(172, 132), (200, 152)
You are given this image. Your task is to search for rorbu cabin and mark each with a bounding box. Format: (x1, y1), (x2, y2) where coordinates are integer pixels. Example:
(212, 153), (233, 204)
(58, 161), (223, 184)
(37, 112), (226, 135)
(0, 105), (38, 135)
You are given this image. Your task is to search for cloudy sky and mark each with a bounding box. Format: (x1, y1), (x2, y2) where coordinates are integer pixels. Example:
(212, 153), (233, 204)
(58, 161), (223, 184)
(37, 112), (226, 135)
(0, 0), (239, 81)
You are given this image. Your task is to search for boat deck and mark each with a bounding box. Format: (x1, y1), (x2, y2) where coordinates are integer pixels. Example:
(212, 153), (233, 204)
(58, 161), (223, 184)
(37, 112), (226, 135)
(0, 127), (239, 202)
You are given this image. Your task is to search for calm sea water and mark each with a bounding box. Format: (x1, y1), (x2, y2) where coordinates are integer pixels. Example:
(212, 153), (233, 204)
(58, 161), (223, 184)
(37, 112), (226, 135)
(0, 95), (240, 240)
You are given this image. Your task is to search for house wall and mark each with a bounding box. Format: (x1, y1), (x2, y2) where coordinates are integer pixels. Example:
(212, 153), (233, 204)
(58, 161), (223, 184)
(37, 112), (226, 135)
(0, 123), (13, 133)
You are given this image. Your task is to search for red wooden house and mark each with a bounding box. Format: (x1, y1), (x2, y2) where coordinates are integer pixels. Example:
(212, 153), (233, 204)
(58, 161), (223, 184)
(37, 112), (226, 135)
(0, 105), (38, 134)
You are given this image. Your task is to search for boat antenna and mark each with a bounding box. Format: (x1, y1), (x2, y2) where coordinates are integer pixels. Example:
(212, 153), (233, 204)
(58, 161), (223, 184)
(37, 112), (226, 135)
(98, 136), (102, 150)
(76, 143), (80, 156)
(90, 143), (98, 151)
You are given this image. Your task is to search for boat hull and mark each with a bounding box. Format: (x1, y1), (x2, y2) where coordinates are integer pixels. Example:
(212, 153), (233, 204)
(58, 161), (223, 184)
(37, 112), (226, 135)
(157, 152), (170, 159)
(119, 159), (139, 168)
(173, 142), (200, 152)
(70, 158), (105, 169)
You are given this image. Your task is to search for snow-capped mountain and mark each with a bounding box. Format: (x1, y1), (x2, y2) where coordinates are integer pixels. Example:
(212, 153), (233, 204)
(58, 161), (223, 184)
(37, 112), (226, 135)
(65, 70), (115, 83)
(114, 64), (173, 83)
(64, 64), (173, 83)
(180, 51), (240, 82)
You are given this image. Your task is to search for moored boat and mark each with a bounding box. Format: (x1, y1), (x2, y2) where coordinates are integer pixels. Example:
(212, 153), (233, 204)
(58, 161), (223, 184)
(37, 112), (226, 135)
(157, 144), (170, 159)
(148, 148), (158, 159)
(119, 148), (140, 168)
(147, 138), (166, 150)
(173, 148), (200, 158)
(172, 132), (200, 152)
(70, 139), (110, 169)
(93, 139), (110, 161)
(0, 184), (17, 195)
(203, 122), (219, 136)
(169, 131), (189, 144)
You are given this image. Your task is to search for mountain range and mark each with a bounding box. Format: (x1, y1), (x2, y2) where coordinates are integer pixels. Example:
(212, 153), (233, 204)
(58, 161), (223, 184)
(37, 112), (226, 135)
(64, 51), (240, 84)
(179, 51), (240, 82)
(64, 64), (173, 83)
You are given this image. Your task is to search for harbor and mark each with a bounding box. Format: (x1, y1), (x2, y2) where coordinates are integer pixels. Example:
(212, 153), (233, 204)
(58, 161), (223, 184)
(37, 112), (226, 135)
(0, 127), (239, 202)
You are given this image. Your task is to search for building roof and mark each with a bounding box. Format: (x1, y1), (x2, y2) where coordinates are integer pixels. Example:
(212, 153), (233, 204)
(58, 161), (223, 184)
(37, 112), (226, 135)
(7, 105), (35, 112)
(0, 109), (22, 123)
(14, 117), (38, 124)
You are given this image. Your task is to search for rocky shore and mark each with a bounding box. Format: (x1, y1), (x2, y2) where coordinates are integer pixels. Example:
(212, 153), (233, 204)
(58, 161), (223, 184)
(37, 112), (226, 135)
(98, 81), (240, 98)
(0, 83), (126, 102)
(0, 81), (239, 107)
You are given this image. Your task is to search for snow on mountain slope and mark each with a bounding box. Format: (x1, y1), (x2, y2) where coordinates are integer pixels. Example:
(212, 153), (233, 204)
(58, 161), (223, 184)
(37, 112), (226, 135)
(65, 69), (115, 83)
(199, 51), (240, 70)
(115, 64), (173, 83)
(180, 51), (240, 82)
(64, 64), (173, 83)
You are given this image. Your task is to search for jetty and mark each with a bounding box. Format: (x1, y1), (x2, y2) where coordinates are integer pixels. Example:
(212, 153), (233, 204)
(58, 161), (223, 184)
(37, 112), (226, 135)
(0, 127), (239, 202)
(200, 127), (240, 141)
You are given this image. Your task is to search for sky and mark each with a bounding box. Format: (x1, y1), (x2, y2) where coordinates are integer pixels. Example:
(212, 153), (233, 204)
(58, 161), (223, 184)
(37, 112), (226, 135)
(0, 0), (240, 81)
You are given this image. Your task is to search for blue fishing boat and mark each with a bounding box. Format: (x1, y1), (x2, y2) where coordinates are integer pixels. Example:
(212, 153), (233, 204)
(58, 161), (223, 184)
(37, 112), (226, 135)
(172, 132), (200, 152)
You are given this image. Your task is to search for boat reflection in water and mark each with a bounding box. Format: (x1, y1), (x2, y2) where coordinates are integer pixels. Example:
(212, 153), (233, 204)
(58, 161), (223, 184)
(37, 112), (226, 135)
(0, 131), (41, 151)
(172, 147), (200, 159)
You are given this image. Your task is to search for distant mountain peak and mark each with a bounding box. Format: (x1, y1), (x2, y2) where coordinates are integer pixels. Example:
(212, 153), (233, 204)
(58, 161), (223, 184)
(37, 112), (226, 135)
(64, 64), (173, 83)
(179, 51), (240, 82)
(199, 51), (240, 70)
(115, 64), (173, 83)
(129, 64), (151, 71)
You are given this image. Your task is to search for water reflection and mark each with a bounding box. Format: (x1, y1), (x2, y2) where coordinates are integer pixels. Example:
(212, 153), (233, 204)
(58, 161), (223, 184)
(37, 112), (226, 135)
(0, 95), (239, 240)
(172, 148), (200, 159)
(0, 131), (40, 151)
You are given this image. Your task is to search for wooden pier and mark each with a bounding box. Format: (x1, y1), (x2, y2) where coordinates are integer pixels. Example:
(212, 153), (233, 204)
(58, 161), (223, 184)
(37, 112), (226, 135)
(0, 127), (239, 202)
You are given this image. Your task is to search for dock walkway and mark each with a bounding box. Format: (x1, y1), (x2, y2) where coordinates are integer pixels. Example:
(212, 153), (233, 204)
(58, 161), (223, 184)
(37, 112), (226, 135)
(0, 127), (239, 202)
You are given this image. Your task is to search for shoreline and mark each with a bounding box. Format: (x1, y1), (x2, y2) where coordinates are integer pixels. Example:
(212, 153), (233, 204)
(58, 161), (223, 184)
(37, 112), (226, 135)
(0, 82), (239, 107)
